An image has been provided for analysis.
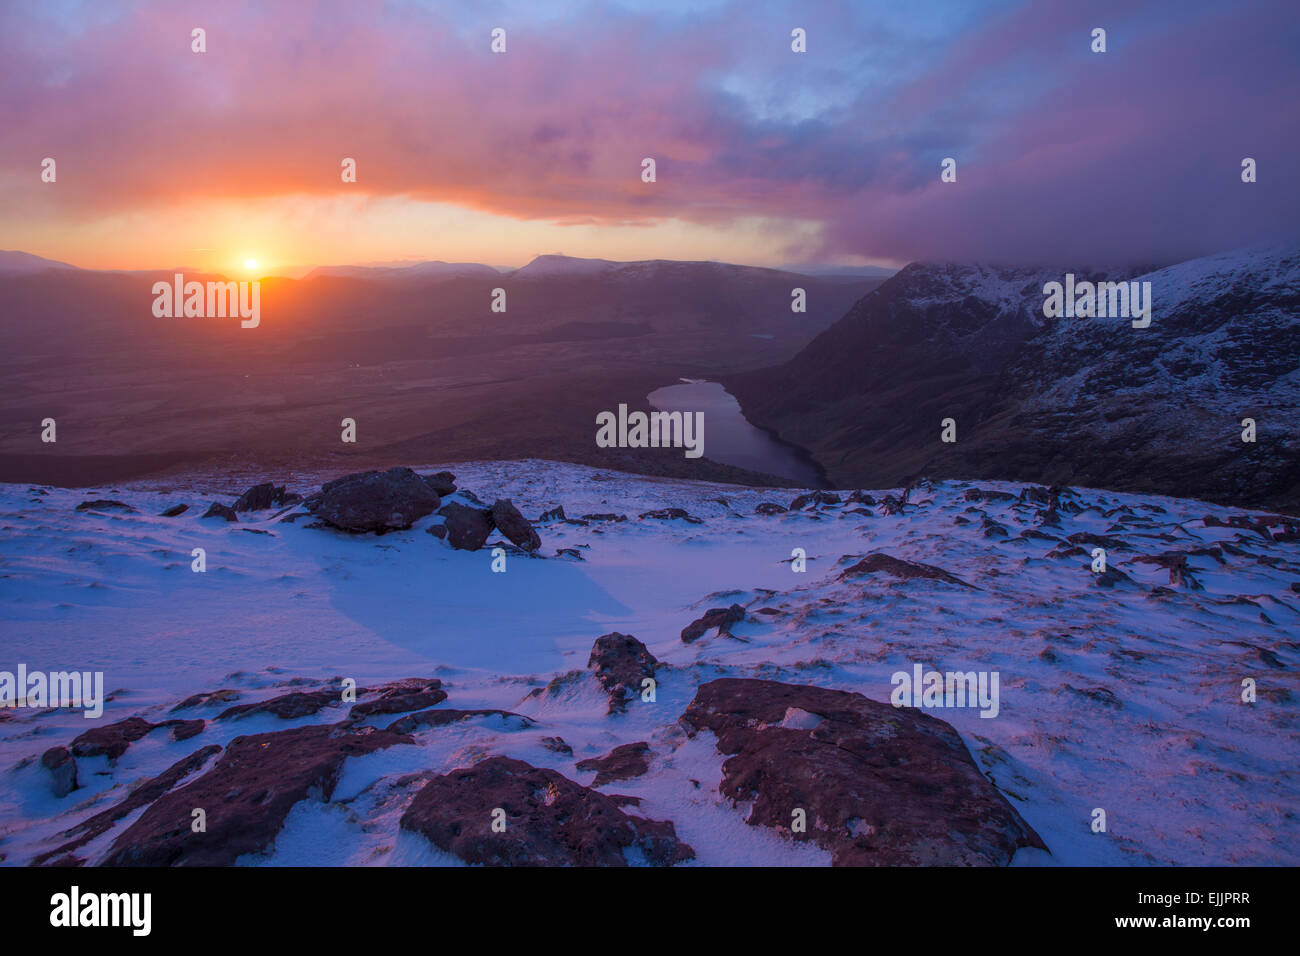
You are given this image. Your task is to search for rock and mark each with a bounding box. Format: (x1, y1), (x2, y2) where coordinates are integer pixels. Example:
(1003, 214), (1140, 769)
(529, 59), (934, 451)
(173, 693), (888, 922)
(427, 524), (447, 539)
(170, 719), (206, 742)
(75, 499), (135, 513)
(421, 471), (457, 496)
(576, 742), (652, 787)
(171, 688), (240, 712)
(538, 505), (566, 522)
(40, 746), (78, 798)
(490, 499), (542, 552)
(556, 547), (584, 561)
(755, 502), (788, 515)
(581, 513), (627, 523)
(981, 516), (1009, 538)
(847, 491), (877, 505)
(879, 495), (906, 516)
(102, 725), (410, 866)
(790, 491), (841, 511)
(233, 482), (301, 512)
(681, 604), (746, 643)
(217, 689), (342, 721)
(587, 633), (659, 714)
(385, 708), (531, 735)
(33, 746), (220, 866)
(541, 736), (574, 756)
(963, 487), (1016, 503)
(639, 507), (703, 524)
(1065, 684), (1122, 708)
(839, 553), (974, 588)
(680, 678), (1047, 865)
(399, 756), (694, 867)
(159, 504), (188, 517)
(70, 717), (156, 760)
(1093, 567), (1134, 588)
(437, 502), (495, 550)
(306, 467), (442, 533)
(202, 502), (238, 522)
(350, 679), (447, 718)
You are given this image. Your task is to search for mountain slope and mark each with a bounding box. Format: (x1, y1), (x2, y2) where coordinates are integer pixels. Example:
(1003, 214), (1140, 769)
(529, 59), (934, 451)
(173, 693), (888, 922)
(728, 246), (1300, 511)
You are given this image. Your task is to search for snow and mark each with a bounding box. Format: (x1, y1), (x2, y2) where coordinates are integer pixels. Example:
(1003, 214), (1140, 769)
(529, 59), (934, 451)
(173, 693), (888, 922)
(1, 460), (1296, 866)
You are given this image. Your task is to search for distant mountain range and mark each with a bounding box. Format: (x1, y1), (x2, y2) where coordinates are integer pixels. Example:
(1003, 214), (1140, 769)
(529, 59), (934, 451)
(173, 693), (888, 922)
(727, 244), (1300, 511)
(0, 250), (79, 275)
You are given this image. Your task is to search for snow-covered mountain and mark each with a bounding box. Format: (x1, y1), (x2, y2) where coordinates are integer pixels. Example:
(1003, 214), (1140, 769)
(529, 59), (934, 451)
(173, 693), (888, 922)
(728, 244), (1300, 511)
(1, 461), (1296, 866)
(305, 260), (503, 281)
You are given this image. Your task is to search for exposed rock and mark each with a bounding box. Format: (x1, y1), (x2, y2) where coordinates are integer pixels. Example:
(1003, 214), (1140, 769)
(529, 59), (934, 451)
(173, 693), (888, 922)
(233, 482), (301, 512)
(40, 746), (78, 798)
(576, 741), (652, 787)
(159, 504), (189, 517)
(350, 679), (447, 718)
(847, 490), (877, 505)
(681, 604), (746, 643)
(963, 488), (1016, 503)
(75, 500), (136, 513)
(1093, 566), (1135, 588)
(170, 719), (206, 742)
(171, 688), (240, 712)
(680, 678), (1047, 865)
(587, 632), (659, 713)
(790, 491), (841, 510)
(639, 507), (703, 524)
(421, 471), (458, 497)
(385, 708), (531, 735)
(70, 717), (156, 760)
(437, 502), (495, 550)
(755, 502), (788, 515)
(306, 467), (442, 533)
(556, 547), (584, 561)
(582, 513), (628, 523)
(839, 552), (974, 588)
(202, 502), (238, 522)
(538, 505), (566, 522)
(490, 499), (542, 552)
(399, 756), (693, 866)
(217, 688), (343, 721)
(540, 736), (574, 756)
(33, 746), (221, 866)
(103, 724), (411, 866)
(879, 495), (906, 516)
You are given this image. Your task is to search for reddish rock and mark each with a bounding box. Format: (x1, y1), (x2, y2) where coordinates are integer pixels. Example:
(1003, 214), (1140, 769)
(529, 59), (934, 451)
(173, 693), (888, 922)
(587, 632), (659, 713)
(576, 742), (652, 787)
(217, 689), (343, 721)
(308, 467), (442, 533)
(681, 604), (746, 643)
(350, 679), (447, 718)
(70, 717), (156, 760)
(400, 756), (693, 866)
(103, 724), (411, 866)
(680, 678), (1047, 866)
(838, 552), (974, 588)
(385, 708), (531, 734)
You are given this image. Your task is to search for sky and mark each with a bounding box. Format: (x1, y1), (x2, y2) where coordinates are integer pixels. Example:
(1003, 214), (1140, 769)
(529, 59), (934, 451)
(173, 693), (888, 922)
(2, 0), (1297, 274)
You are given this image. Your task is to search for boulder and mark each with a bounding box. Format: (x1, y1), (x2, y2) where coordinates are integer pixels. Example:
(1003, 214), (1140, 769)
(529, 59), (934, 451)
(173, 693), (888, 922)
(202, 502), (238, 522)
(587, 632), (659, 714)
(755, 502), (788, 515)
(217, 689), (343, 721)
(681, 604), (746, 643)
(159, 504), (189, 517)
(421, 471), (458, 497)
(437, 502), (495, 550)
(576, 742), (652, 787)
(490, 499), (542, 552)
(70, 717), (156, 760)
(681, 678), (1047, 865)
(399, 756), (693, 866)
(233, 482), (301, 512)
(790, 491), (841, 511)
(308, 467), (442, 533)
(102, 724), (411, 866)
(385, 708), (532, 735)
(75, 500), (135, 513)
(639, 507), (703, 524)
(838, 552), (974, 589)
(40, 746), (78, 798)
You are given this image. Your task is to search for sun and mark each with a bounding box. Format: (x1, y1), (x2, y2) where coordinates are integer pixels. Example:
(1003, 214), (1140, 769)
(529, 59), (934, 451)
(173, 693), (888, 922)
(243, 257), (259, 271)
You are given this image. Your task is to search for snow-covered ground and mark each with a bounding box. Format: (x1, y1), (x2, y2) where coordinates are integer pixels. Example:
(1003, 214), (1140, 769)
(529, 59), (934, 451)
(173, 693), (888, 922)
(1, 460), (1296, 865)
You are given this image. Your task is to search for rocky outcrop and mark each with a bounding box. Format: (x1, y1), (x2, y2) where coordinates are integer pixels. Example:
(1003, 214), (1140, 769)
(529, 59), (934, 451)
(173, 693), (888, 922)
(681, 678), (1047, 865)
(202, 502), (238, 522)
(70, 716), (204, 759)
(75, 500), (135, 513)
(40, 746), (78, 797)
(159, 504), (189, 517)
(681, 604), (746, 643)
(233, 482), (301, 512)
(399, 756), (693, 866)
(639, 507), (703, 524)
(436, 502), (494, 550)
(217, 688), (343, 721)
(385, 708), (532, 734)
(576, 741), (652, 787)
(587, 632), (659, 714)
(102, 724), (411, 866)
(421, 471), (457, 497)
(838, 552), (974, 588)
(307, 467), (441, 533)
(349, 679), (447, 718)
(490, 499), (541, 552)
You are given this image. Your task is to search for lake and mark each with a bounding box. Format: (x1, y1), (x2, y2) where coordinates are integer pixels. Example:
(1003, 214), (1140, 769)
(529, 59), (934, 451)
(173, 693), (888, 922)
(647, 380), (825, 487)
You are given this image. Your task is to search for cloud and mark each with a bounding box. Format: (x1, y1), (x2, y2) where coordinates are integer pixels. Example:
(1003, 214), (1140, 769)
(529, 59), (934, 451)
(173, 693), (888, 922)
(1, 0), (1296, 266)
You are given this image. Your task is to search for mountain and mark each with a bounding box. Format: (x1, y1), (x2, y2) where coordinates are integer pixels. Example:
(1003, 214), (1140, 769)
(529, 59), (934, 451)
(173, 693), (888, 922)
(0, 250), (78, 275)
(727, 245), (1300, 511)
(305, 261), (502, 280)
